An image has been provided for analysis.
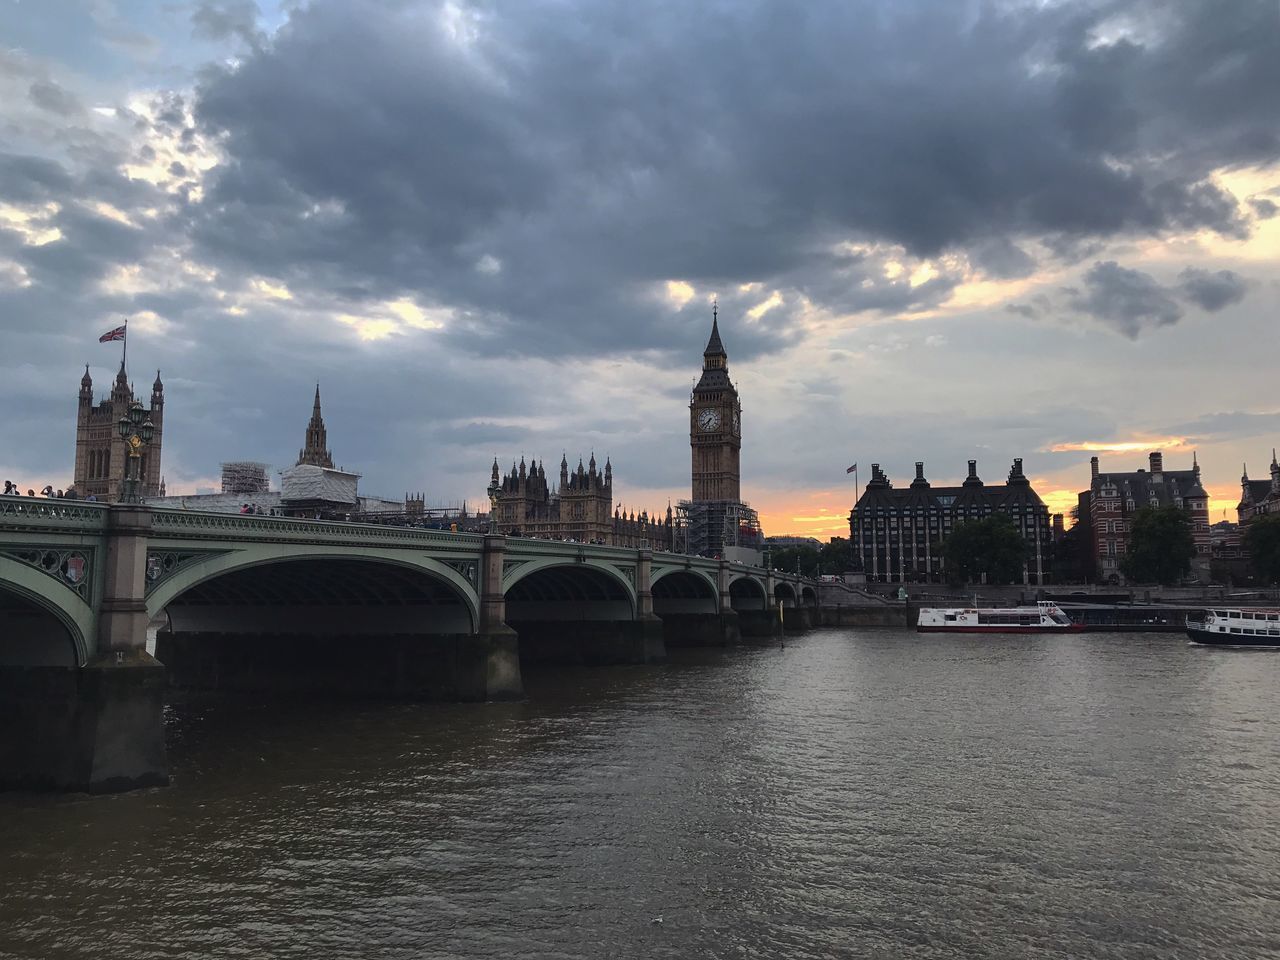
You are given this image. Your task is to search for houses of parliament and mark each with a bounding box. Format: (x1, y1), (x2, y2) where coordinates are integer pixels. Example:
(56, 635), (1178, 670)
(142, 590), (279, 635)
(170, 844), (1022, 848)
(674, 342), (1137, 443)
(65, 307), (761, 557)
(490, 306), (762, 556)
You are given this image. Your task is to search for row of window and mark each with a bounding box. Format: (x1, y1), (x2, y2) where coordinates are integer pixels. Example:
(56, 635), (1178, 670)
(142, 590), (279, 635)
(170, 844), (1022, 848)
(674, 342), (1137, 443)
(1095, 498), (1205, 512)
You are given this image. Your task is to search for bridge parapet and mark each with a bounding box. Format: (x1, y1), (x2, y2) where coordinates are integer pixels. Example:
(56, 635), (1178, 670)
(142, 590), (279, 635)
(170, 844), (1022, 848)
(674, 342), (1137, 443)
(0, 496), (109, 534)
(149, 508), (485, 548)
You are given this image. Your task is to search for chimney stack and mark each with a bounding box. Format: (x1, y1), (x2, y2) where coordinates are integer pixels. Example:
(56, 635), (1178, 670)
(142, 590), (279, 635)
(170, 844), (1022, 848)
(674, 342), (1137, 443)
(915, 461), (925, 480)
(967, 459), (977, 479)
(1090, 456), (1099, 479)
(1149, 451), (1163, 476)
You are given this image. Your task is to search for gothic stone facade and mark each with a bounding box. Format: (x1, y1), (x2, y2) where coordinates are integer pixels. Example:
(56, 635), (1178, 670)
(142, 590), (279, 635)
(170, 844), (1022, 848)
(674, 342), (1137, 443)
(850, 458), (1052, 583)
(297, 385), (335, 468)
(681, 307), (761, 558)
(73, 364), (164, 501)
(490, 455), (674, 548)
(689, 308), (742, 504)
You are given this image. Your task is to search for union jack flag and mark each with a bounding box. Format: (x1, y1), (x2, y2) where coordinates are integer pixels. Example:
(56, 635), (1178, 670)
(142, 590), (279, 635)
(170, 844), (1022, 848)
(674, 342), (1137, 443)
(98, 324), (126, 343)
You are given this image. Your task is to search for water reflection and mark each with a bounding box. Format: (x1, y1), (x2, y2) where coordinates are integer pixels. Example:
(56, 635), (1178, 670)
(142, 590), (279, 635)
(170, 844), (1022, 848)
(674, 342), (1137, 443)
(2, 629), (1279, 959)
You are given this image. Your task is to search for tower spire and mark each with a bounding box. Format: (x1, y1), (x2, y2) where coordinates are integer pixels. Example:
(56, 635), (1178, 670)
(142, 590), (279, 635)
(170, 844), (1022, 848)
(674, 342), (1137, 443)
(297, 384), (335, 468)
(703, 301), (726, 358)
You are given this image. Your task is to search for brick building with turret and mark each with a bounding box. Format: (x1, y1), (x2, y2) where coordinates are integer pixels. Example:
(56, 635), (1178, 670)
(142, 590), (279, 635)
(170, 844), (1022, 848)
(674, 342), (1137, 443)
(1076, 451), (1211, 584)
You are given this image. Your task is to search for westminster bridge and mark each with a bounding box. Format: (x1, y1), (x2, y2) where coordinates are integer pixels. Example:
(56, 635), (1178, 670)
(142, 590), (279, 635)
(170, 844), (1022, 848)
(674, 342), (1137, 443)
(0, 498), (817, 792)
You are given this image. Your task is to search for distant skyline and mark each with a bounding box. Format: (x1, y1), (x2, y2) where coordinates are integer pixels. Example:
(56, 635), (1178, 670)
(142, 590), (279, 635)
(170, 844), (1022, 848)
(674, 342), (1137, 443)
(1, 0), (1277, 536)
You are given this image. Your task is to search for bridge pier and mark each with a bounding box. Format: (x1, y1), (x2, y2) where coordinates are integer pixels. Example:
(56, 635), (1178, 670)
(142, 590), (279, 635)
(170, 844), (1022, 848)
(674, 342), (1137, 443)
(1, 506), (167, 793)
(477, 534), (523, 699)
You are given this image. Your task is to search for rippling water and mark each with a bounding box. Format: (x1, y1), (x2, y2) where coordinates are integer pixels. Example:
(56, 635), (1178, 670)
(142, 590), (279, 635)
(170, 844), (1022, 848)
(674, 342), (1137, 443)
(3, 628), (1280, 959)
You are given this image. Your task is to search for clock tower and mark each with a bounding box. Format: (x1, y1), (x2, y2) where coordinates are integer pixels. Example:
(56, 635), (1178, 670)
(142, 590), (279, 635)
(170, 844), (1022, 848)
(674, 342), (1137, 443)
(690, 304), (742, 503)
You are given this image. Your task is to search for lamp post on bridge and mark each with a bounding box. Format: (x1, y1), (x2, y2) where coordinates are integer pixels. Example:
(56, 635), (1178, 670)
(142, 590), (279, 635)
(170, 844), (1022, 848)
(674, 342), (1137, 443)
(116, 399), (154, 504)
(487, 477), (500, 535)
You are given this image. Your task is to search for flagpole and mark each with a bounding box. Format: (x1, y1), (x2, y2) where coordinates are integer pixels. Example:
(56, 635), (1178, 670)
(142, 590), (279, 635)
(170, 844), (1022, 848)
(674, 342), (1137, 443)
(122, 317), (128, 371)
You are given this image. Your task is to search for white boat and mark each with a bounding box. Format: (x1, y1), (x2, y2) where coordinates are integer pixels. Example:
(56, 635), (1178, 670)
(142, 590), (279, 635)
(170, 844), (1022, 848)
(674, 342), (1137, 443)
(917, 601), (1082, 634)
(1186, 608), (1280, 647)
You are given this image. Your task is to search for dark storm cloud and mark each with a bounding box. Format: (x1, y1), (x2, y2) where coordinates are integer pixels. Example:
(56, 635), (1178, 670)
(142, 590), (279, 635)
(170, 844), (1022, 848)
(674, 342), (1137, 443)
(1014, 260), (1252, 337)
(1162, 410), (1280, 445)
(191, 1), (264, 49)
(186, 0), (1280, 358)
(27, 79), (82, 117)
(1177, 267), (1249, 312)
(0, 153), (74, 202)
(1066, 261), (1183, 338)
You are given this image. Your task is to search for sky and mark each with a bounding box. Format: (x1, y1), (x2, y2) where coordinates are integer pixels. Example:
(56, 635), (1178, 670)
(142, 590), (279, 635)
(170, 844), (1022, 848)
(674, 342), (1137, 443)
(1, 0), (1277, 537)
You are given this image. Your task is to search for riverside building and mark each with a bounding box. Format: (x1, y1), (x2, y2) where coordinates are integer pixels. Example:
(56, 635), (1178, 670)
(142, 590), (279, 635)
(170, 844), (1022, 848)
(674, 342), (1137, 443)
(848, 458), (1052, 584)
(1076, 451), (1211, 584)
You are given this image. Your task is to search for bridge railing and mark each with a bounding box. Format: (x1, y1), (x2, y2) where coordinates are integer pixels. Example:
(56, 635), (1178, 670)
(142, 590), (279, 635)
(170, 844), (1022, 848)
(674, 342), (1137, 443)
(149, 507), (486, 547)
(0, 495), (110, 532)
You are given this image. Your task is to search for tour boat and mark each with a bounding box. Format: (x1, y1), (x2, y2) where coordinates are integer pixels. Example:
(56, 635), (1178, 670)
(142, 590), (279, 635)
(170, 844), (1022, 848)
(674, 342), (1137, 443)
(916, 601), (1082, 634)
(1185, 608), (1280, 647)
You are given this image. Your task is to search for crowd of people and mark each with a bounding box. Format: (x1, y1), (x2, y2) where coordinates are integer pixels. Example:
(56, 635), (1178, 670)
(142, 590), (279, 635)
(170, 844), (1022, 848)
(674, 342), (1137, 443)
(3, 481), (98, 501)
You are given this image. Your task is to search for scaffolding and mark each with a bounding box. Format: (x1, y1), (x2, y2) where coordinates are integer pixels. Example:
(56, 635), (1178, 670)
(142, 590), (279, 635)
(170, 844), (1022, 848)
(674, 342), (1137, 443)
(675, 499), (763, 558)
(220, 461), (270, 494)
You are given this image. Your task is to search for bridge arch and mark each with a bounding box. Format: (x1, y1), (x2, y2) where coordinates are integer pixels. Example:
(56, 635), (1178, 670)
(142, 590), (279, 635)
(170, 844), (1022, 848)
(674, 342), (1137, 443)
(0, 557), (91, 665)
(774, 581), (798, 607)
(147, 548), (479, 634)
(801, 585), (818, 606)
(504, 561), (636, 621)
(728, 574), (768, 611)
(652, 568), (719, 615)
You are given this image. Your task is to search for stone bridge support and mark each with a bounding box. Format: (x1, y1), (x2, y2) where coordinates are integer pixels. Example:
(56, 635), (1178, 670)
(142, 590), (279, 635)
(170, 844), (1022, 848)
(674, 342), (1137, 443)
(1, 506), (167, 793)
(634, 549), (668, 663)
(719, 560), (742, 645)
(475, 534), (524, 700)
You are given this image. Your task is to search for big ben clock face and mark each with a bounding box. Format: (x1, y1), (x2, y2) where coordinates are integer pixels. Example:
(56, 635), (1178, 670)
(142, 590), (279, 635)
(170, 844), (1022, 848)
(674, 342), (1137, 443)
(698, 408), (721, 432)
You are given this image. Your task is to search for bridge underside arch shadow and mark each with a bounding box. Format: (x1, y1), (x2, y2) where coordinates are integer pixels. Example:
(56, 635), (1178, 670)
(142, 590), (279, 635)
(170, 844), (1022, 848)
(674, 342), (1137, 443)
(0, 577), (82, 668)
(651, 569), (728, 648)
(504, 563), (659, 666)
(729, 575), (781, 639)
(153, 556), (496, 700)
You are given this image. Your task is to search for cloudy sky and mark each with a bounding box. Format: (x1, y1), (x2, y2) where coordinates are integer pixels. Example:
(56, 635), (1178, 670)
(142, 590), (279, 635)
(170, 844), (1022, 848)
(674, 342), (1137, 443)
(2, 0), (1278, 536)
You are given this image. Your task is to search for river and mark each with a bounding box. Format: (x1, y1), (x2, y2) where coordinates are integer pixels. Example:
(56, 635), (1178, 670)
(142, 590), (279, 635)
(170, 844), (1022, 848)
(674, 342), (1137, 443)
(2, 628), (1279, 959)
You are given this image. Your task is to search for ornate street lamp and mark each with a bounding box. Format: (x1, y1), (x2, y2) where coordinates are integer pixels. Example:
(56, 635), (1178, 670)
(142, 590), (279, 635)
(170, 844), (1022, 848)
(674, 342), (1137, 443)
(116, 399), (154, 504)
(486, 477), (500, 535)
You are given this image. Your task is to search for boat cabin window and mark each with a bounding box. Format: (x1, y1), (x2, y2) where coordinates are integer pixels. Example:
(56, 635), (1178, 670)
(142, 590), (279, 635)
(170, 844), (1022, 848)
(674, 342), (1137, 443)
(945, 614), (956, 621)
(1230, 627), (1241, 634)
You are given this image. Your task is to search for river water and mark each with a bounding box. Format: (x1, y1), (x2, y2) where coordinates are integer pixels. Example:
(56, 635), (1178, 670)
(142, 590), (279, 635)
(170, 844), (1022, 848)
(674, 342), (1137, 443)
(2, 628), (1279, 960)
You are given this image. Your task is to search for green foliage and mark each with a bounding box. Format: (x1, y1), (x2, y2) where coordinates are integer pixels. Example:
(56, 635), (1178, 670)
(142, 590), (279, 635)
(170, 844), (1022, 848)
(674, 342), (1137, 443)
(769, 538), (852, 577)
(1119, 505), (1196, 585)
(939, 514), (1028, 585)
(1244, 515), (1280, 584)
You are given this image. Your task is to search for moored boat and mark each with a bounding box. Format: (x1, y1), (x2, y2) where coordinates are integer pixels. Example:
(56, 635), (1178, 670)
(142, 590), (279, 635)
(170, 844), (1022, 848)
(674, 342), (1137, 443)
(917, 601), (1083, 634)
(1186, 608), (1280, 647)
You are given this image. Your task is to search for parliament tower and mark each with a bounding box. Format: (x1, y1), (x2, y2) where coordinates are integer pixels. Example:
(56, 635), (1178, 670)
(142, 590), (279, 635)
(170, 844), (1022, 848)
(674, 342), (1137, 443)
(679, 305), (761, 558)
(690, 303), (742, 502)
(73, 363), (164, 500)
